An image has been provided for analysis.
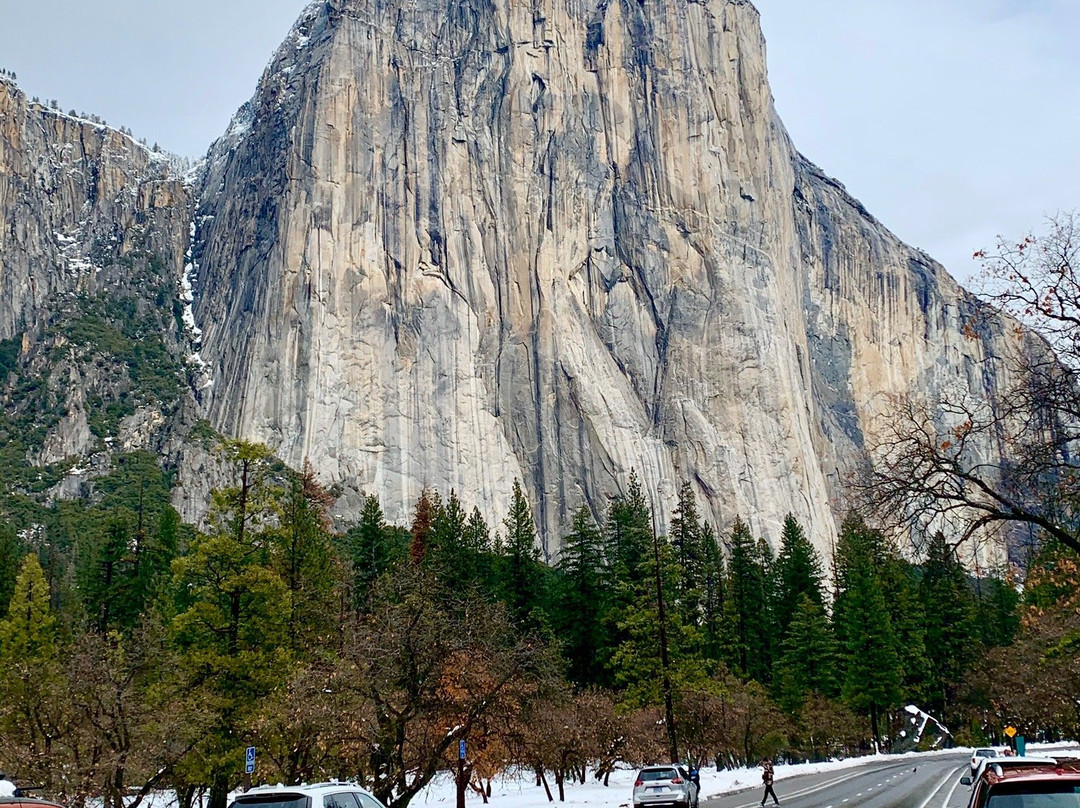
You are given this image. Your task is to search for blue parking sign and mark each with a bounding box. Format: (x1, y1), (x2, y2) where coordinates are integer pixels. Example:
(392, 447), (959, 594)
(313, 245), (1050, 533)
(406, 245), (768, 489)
(459, 740), (466, 760)
(246, 746), (256, 774)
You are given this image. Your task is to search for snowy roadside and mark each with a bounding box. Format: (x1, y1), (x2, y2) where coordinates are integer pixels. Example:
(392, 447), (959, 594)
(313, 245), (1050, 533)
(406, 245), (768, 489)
(412, 743), (1080, 808)
(102, 742), (1080, 808)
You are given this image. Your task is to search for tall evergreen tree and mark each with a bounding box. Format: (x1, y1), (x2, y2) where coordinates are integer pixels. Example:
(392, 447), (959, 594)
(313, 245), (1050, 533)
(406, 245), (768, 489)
(430, 490), (482, 593)
(170, 441), (291, 808)
(833, 515), (902, 746)
(774, 593), (837, 713)
(670, 482), (705, 628)
(973, 570), (1020, 648)
(0, 554), (64, 792)
(604, 470), (654, 588)
(500, 479), (545, 628)
(700, 521), (728, 665)
(773, 514), (826, 639)
(610, 529), (704, 761)
(0, 522), (20, 619)
(725, 517), (770, 681)
(410, 490), (436, 565)
(346, 494), (405, 610)
(880, 554), (932, 704)
(555, 506), (612, 685)
(919, 532), (976, 716)
(272, 464), (337, 652)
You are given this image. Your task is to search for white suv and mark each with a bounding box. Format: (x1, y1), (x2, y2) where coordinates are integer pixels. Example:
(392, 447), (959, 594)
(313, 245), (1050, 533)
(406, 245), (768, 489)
(633, 765), (700, 808)
(229, 783), (388, 808)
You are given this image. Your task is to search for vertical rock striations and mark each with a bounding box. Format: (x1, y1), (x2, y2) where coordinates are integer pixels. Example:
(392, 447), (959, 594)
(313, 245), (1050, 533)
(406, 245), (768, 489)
(190, 0), (1015, 554)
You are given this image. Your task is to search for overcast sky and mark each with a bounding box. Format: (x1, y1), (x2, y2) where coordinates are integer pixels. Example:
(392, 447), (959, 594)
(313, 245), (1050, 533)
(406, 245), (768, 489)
(1, 0), (1076, 283)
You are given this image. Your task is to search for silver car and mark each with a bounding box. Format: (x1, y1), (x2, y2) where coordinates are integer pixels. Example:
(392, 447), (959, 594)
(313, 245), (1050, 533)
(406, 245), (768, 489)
(633, 765), (699, 808)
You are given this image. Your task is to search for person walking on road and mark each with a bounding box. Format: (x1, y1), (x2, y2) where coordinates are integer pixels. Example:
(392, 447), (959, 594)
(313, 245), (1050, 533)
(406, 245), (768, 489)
(760, 758), (779, 807)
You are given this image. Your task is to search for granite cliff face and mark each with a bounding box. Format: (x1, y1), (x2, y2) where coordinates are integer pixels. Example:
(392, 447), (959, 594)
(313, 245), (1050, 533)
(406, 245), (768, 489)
(0, 76), (212, 518)
(189, 0), (1014, 554)
(0, 78), (189, 340)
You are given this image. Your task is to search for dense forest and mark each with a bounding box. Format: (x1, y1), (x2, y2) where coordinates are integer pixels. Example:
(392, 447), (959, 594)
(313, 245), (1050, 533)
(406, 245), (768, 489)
(2, 438), (1075, 808)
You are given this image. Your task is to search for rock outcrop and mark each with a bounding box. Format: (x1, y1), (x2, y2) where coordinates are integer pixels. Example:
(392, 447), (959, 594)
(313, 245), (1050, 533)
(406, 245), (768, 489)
(188, 0), (1017, 555)
(0, 77), (190, 341)
(0, 76), (196, 508)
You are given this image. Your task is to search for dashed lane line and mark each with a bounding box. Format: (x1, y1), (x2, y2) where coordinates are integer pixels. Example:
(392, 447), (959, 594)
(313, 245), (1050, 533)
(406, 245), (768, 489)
(722, 767), (885, 808)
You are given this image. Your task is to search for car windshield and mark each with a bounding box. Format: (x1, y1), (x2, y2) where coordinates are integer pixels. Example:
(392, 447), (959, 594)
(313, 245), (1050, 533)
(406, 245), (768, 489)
(230, 795), (311, 808)
(641, 770), (678, 782)
(978, 751), (997, 758)
(987, 782), (1080, 808)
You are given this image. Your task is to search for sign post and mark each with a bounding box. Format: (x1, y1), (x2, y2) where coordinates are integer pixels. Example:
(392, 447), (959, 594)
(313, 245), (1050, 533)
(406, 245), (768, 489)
(456, 740), (467, 808)
(244, 746), (256, 792)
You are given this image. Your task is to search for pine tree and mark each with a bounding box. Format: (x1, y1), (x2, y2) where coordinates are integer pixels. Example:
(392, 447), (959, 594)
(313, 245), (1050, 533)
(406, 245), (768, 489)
(0, 554), (64, 791)
(725, 517), (770, 681)
(700, 521), (728, 665)
(774, 594), (837, 713)
(773, 514), (826, 639)
(272, 463), (336, 652)
(0, 522), (20, 619)
(880, 554), (932, 705)
(410, 489), (436, 565)
(604, 470), (654, 588)
(609, 529), (704, 760)
(919, 532), (976, 716)
(500, 479), (545, 628)
(170, 441), (291, 808)
(430, 489), (479, 592)
(669, 482), (705, 628)
(555, 506), (612, 685)
(346, 494), (404, 610)
(77, 515), (138, 632)
(973, 570), (1020, 648)
(833, 515), (902, 747)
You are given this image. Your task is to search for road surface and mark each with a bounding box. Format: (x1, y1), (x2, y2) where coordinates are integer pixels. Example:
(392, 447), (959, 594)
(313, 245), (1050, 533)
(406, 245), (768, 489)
(703, 755), (970, 808)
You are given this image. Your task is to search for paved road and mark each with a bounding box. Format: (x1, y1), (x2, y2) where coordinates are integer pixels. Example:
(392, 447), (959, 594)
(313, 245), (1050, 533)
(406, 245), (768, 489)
(703, 755), (971, 808)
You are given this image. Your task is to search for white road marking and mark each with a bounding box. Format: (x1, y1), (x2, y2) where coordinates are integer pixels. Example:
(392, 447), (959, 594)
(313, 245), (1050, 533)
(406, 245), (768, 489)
(916, 767), (962, 808)
(725, 767), (879, 808)
(939, 771), (966, 808)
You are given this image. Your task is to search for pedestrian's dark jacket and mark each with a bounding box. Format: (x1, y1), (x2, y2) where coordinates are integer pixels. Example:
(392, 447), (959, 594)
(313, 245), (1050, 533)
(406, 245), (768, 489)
(762, 760), (774, 785)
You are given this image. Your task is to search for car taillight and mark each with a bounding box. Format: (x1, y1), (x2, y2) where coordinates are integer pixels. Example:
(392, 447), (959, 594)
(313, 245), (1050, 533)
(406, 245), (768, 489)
(671, 779), (684, 784)
(634, 780), (643, 788)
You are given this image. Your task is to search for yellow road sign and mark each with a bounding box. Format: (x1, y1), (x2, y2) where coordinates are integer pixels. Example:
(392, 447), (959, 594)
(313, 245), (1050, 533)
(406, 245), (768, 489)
(1005, 726), (1017, 738)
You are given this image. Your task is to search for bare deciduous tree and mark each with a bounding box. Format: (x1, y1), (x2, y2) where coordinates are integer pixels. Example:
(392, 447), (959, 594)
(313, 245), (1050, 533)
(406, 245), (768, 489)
(857, 213), (1080, 557)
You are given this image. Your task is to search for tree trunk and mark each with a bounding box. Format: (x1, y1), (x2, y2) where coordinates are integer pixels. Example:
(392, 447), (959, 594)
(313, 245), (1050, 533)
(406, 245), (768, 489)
(176, 784), (197, 808)
(538, 769), (554, 803)
(209, 773), (231, 808)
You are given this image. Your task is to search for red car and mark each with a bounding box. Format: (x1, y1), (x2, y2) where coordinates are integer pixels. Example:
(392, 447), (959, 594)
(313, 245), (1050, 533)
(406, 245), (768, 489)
(963, 761), (1080, 808)
(0, 799), (66, 808)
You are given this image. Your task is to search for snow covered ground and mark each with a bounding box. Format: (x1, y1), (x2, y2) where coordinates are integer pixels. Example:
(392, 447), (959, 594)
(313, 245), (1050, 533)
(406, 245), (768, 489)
(412, 743), (1080, 808)
(107, 742), (1080, 808)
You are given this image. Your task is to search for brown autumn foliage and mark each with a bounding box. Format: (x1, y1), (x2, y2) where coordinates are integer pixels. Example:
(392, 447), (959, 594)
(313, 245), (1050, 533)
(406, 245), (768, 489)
(963, 551), (1080, 739)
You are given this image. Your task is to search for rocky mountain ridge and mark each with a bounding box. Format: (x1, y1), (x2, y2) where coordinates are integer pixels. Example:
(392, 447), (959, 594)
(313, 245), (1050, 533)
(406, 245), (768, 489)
(0, 0), (1019, 558)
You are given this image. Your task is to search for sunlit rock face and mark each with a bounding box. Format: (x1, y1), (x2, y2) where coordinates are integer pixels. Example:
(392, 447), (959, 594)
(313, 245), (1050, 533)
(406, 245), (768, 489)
(191, 0), (1014, 556)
